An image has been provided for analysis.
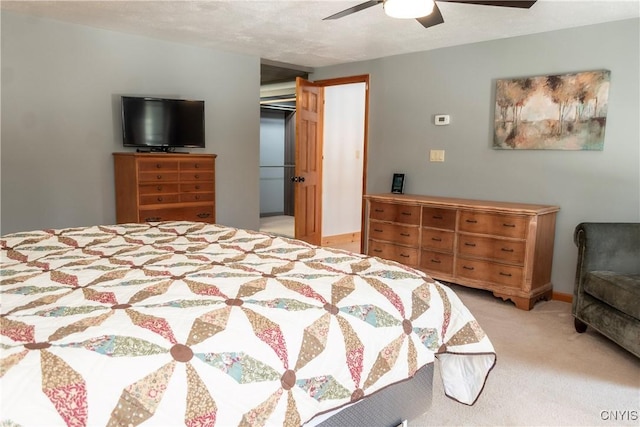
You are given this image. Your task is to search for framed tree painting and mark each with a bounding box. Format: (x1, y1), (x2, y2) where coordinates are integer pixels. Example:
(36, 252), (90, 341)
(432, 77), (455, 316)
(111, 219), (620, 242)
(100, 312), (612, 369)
(493, 70), (610, 150)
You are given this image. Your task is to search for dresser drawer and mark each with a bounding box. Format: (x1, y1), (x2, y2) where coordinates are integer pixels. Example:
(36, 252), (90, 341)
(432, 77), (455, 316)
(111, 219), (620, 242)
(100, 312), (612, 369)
(457, 234), (526, 264)
(138, 172), (180, 182)
(369, 222), (419, 246)
(180, 172), (215, 182)
(456, 258), (523, 288)
(181, 183), (214, 193)
(458, 211), (528, 239)
(179, 159), (214, 171)
(421, 228), (454, 251)
(422, 207), (456, 230)
(420, 250), (453, 275)
(139, 194), (180, 205)
(369, 202), (420, 225)
(138, 183), (180, 195)
(180, 192), (215, 203)
(137, 160), (179, 172)
(368, 240), (418, 266)
(139, 205), (215, 223)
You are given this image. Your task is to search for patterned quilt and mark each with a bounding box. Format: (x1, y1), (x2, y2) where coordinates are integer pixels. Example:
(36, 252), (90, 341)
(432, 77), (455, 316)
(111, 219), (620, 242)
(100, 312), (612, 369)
(1, 222), (496, 426)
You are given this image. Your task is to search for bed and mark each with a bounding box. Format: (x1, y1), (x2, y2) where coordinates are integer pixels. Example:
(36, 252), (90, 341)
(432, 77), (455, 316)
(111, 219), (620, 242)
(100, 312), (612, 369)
(1, 221), (496, 426)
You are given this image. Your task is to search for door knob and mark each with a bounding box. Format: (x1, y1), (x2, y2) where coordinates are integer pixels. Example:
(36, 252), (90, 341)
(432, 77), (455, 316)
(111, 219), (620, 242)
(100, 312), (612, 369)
(291, 176), (306, 183)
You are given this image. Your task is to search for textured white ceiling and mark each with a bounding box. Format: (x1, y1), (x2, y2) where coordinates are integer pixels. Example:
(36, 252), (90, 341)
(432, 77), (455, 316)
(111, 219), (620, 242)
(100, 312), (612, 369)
(2, 0), (639, 68)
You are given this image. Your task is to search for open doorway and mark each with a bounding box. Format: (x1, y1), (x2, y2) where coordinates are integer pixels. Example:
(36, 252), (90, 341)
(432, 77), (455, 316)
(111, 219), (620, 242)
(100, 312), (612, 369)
(259, 104), (296, 237)
(258, 62), (369, 253)
(318, 78), (367, 252)
(259, 61), (308, 238)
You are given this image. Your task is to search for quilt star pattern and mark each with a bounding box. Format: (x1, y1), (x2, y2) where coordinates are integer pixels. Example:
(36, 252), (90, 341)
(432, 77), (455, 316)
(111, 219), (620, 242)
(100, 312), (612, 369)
(1, 221), (495, 426)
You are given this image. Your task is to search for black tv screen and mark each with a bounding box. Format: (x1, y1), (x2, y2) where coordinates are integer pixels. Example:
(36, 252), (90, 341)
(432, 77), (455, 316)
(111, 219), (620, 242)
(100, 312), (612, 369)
(121, 96), (205, 149)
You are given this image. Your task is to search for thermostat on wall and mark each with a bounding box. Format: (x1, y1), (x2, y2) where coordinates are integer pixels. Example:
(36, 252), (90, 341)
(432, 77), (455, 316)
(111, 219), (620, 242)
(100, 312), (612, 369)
(434, 114), (450, 125)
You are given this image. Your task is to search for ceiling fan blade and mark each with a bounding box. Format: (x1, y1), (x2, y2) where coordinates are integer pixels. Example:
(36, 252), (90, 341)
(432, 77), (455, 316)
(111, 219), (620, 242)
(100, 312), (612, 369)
(416, 3), (445, 29)
(323, 1), (383, 20)
(440, 0), (536, 8)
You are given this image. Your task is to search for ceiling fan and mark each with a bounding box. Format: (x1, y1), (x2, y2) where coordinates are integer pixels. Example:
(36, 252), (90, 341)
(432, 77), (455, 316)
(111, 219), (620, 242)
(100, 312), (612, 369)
(323, 0), (537, 29)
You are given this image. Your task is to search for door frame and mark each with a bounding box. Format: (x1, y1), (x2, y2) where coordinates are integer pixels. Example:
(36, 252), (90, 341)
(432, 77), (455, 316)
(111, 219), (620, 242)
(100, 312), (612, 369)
(313, 74), (370, 252)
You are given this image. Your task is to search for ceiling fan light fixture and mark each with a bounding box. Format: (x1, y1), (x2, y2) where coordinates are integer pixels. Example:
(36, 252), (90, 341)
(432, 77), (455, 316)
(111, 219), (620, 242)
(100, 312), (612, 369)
(383, 0), (435, 19)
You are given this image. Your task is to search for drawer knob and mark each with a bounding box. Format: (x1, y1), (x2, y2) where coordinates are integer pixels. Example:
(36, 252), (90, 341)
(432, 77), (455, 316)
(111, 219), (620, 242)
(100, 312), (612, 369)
(157, 175), (162, 180)
(463, 266), (475, 271)
(195, 185), (201, 190)
(464, 242), (476, 247)
(431, 237), (442, 242)
(400, 253), (410, 258)
(499, 272), (513, 277)
(157, 186), (162, 191)
(157, 197), (163, 202)
(401, 212), (412, 216)
(466, 219), (478, 224)
(503, 223), (516, 228)
(197, 213), (210, 218)
(145, 217), (161, 222)
(501, 248), (514, 252)
(374, 228), (383, 232)
(430, 259), (441, 264)
(373, 249), (382, 253)
(374, 209), (384, 213)
(195, 195), (200, 200)
(432, 215), (443, 219)
(195, 174), (200, 179)
(195, 164), (200, 169)
(400, 233), (410, 237)
(156, 164), (161, 168)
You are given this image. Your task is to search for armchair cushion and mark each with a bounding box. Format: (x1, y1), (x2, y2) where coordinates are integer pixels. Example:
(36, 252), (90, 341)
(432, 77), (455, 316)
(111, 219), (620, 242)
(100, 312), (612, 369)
(584, 271), (640, 319)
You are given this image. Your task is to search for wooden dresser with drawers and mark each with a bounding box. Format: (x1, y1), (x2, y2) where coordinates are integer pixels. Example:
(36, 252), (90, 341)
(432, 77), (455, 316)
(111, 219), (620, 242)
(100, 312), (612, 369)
(113, 152), (216, 224)
(364, 193), (559, 310)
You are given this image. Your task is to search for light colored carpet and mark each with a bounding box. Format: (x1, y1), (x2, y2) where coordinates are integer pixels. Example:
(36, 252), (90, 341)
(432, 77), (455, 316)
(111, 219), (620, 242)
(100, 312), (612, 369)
(260, 215), (294, 237)
(411, 284), (640, 426)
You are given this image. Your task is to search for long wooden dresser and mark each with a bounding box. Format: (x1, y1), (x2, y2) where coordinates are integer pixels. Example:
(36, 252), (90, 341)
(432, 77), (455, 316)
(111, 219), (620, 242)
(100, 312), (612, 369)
(364, 193), (560, 310)
(113, 152), (217, 224)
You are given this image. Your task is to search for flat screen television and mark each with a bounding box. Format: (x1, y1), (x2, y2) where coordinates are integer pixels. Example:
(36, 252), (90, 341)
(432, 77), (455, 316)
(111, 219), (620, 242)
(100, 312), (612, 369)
(121, 96), (205, 151)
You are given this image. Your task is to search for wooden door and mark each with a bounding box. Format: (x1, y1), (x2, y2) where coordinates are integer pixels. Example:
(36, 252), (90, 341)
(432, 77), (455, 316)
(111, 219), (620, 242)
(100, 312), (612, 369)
(294, 77), (324, 245)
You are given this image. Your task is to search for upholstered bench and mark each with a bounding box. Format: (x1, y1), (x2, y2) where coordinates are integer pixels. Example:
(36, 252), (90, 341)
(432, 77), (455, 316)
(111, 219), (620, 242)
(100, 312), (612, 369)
(572, 223), (640, 358)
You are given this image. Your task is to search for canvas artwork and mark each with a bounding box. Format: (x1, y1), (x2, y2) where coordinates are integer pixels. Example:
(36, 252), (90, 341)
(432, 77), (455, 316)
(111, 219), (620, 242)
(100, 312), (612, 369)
(493, 70), (610, 150)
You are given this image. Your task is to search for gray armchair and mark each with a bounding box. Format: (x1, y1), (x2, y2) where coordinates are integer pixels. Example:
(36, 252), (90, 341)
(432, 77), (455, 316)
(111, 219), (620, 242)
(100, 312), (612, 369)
(572, 223), (640, 358)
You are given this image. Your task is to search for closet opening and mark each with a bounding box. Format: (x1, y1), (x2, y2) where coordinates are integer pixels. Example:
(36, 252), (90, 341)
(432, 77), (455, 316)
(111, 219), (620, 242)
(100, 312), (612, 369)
(258, 60), (310, 237)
